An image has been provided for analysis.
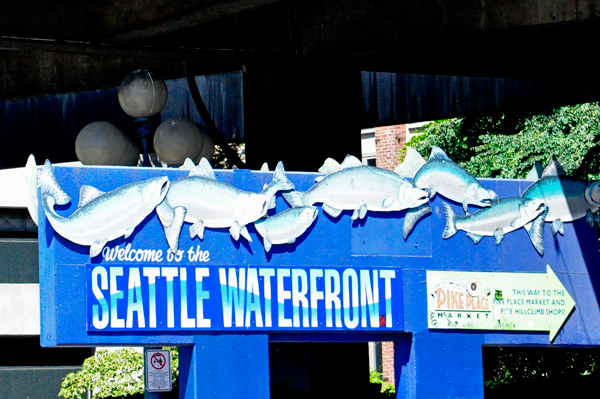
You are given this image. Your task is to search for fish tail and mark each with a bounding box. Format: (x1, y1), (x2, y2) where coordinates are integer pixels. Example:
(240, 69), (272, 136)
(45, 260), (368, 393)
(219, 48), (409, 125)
(272, 161), (295, 191)
(441, 202), (458, 239)
(403, 204), (432, 240)
(261, 162), (294, 199)
(282, 191), (305, 208)
(40, 160), (71, 206)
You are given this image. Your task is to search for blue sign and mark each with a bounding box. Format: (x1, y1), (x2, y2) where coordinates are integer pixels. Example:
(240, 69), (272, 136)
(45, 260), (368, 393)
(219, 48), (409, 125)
(86, 264), (402, 332)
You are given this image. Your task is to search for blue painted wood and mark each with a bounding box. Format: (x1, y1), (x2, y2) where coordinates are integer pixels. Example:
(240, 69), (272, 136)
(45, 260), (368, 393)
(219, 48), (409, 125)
(38, 165), (600, 398)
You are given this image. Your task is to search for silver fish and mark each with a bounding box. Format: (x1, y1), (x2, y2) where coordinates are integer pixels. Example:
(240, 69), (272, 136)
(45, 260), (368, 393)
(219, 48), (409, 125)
(283, 155), (428, 222)
(413, 146), (498, 211)
(403, 146), (498, 239)
(442, 197), (547, 254)
(254, 206), (318, 252)
(522, 159), (600, 236)
(157, 158), (294, 252)
(40, 160), (170, 257)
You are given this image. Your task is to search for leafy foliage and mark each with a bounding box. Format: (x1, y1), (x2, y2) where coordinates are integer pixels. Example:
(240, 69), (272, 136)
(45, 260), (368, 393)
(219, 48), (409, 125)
(483, 347), (599, 390)
(59, 347), (179, 399)
(369, 370), (395, 397)
(406, 102), (600, 180)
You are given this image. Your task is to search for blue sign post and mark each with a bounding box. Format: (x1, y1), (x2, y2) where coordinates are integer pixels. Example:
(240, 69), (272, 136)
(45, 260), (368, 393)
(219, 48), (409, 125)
(39, 164), (600, 398)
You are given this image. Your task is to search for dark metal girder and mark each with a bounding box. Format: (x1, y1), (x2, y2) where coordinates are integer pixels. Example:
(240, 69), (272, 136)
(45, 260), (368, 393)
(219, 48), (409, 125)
(104, 0), (283, 43)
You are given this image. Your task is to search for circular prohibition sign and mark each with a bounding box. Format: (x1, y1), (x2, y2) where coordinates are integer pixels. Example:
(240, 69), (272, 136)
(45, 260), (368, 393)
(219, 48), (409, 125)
(150, 352), (167, 370)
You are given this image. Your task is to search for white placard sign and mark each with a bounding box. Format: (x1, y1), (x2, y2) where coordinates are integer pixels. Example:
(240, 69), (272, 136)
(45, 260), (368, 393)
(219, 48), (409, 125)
(145, 349), (172, 392)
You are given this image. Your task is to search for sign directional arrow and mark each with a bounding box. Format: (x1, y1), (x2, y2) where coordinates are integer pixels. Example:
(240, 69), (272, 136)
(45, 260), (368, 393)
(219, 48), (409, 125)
(427, 265), (575, 341)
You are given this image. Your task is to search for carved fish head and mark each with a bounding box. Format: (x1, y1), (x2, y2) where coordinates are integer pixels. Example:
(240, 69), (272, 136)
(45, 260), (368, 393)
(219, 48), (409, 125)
(522, 198), (546, 219)
(585, 181), (600, 205)
(467, 184), (498, 207)
(141, 176), (170, 209)
(299, 206), (318, 228)
(400, 185), (428, 207)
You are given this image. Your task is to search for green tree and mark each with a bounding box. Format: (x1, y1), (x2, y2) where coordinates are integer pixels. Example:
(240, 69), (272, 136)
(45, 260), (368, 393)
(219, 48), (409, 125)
(59, 348), (179, 399)
(406, 102), (600, 180)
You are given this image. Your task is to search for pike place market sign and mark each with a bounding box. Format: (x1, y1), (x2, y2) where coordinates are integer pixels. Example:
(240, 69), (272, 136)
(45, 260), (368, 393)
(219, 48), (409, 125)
(427, 265), (575, 340)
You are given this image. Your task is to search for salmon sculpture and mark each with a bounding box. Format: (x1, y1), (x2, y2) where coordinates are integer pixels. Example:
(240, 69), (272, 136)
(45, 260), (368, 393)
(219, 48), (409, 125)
(442, 197), (547, 255)
(156, 158), (294, 252)
(40, 160), (170, 257)
(254, 206), (318, 252)
(403, 146), (498, 239)
(283, 155), (428, 226)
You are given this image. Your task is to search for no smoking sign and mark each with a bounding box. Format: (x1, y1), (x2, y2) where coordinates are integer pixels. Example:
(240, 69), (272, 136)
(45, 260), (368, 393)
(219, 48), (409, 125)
(145, 349), (172, 392)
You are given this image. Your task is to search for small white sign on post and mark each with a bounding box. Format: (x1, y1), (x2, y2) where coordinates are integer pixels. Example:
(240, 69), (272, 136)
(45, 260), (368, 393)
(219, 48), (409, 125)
(145, 349), (172, 392)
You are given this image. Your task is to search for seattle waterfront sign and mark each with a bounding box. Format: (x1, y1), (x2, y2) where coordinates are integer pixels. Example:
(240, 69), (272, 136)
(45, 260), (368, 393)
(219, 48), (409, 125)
(427, 265), (575, 340)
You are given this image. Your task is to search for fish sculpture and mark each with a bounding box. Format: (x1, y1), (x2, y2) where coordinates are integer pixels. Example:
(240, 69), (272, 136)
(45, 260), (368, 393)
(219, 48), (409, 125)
(522, 159), (600, 236)
(40, 160), (170, 257)
(442, 197), (547, 255)
(403, 146), (498, 239)
(254, 206), (318, 252)
(156, 158), (294, 252)
(283, 155), (428, 223)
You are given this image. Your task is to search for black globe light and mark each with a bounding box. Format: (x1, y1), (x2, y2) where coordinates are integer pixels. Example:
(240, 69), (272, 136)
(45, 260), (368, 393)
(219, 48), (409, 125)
(75, 121), (139, 166)
(118, 69), (168, 166)
(154, 117), (215, 167)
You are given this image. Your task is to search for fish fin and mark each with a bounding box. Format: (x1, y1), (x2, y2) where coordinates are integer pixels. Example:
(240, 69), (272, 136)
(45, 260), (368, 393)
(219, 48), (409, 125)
(230, 222), (241, 241)
(190, 220), (205, 240)
(268, 194), (276, 210)
(429, 146), (452, 161)
(287, 236), (296, 244)
(264, 238), (272, 253)
(510, 218), (524, 228)
(403, 204), (432, 240)
(466, 232), (484, 244)
(156, 200), (175, 227)
(240, 225), (252, 242)
(441, 203), (458, 239)
(586, 210), (595, 228)
(382, 196), (394, 208)
(542, 159), (566, 178)
(462, 200), (468, 214)
(282, 191), (305, 208)
(340, 155), (364, 169)
(315, 176), (325, 183)
(189, 158), (217, 180)
(78, 185), (105, 208)
(90, 239), (108, 258)
(488, 189), (499, 202)
(269, 161), (295, 192)
(425, 185), (437, 200)
(323, 204), (343, 218)
(351, 203), (367, 220)
(179, 158), (196, 170)
(40, 159), (71, 206)
(551, 218), (564, 236)
(164, 207), (186, 253)
(527, 206), (547, 256)
(123, 225), (136, 239)
(493, 228), (504, 245)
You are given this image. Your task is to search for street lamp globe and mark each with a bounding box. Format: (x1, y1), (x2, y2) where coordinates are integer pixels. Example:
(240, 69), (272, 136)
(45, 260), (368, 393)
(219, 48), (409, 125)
(118, 69), (168, 118)
(75, 121), (139, 166)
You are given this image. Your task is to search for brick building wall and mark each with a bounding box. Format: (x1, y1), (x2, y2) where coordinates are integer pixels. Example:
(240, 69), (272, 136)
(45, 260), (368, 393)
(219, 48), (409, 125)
(374, 125), (407, 170)
(373, 124), (408, 387)
(381, 342), (395, 386)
